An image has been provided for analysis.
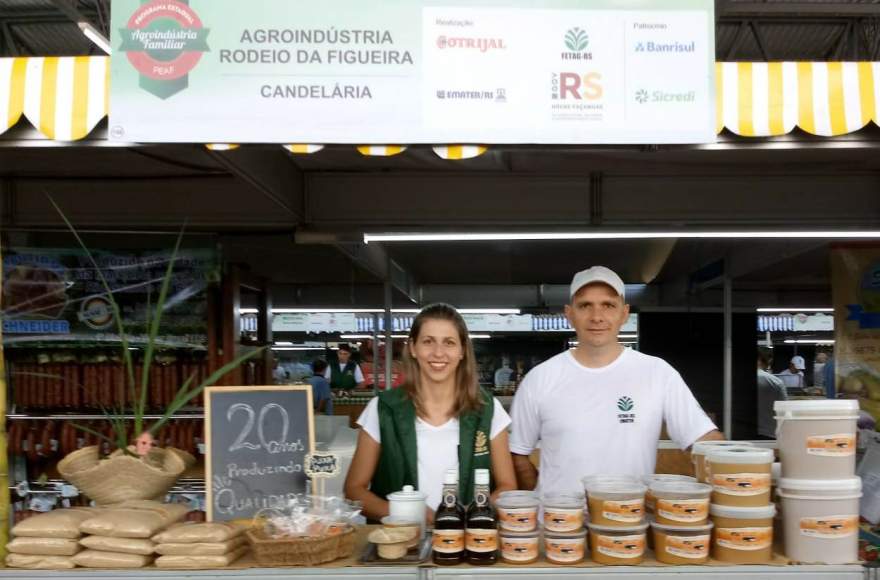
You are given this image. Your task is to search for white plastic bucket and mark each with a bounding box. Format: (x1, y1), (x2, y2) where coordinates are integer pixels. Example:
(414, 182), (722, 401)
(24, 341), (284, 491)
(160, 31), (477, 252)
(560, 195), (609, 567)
(777, 477), (862, 564)
(774, 400), (859, 479)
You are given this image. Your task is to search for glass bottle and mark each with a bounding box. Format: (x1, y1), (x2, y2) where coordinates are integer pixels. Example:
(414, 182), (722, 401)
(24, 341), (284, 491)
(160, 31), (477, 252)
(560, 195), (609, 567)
(465, 468), (497, 565)
(432, 469), (465, 565)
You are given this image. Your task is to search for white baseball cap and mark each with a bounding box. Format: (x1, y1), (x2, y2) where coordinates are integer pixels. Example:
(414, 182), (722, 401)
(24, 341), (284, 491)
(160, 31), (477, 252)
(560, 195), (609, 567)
(569, 266), (625, 300)
(790, 355), (806, 370)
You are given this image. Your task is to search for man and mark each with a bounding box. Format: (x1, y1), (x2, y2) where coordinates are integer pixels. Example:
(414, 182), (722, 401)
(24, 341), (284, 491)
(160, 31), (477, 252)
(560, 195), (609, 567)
(756, 347), (786, 438)
(309, 359), (334, 415)
(324, 343), (367, 390)
(778, 355), (806, 389)
(509, 266), (723, 495)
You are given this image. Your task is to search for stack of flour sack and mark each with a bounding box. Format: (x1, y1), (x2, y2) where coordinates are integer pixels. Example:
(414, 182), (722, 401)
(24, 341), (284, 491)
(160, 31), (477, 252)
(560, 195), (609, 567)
(6, 500), (248, 569)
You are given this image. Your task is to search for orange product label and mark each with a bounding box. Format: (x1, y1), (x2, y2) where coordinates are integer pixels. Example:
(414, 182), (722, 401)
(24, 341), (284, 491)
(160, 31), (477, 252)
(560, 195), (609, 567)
(501, 536), (539, 562)
(799, 515), (858, 539)
(711, 473), (771, 496)
(663, 534), (710, 559)
(544, 507), (584, 532)
(545, 536), (586, 563)
(806, 434), (856, 457)
(602, 499), (644, 523)
(465, 528), (498, 553)
(596, 534), (645, 559)
(432, 529), (464, 554)
(498, 507), (538, 532)
(656, 499), (709, 523)
(715, 527), (772, 551)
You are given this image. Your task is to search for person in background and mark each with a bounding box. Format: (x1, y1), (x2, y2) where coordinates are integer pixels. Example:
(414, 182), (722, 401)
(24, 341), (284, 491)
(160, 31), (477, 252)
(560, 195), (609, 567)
(813, 352), (828, 390)
(325, 343), (367, 390)
(510, 266), (723, 496)
(823, 355), (836, 398)
(272, 357), (289, 384)
(309, 359), (333, 416)
(757, 347), (786, 439)
(779, 355), (806, 388)
(494, 357), (514, 389)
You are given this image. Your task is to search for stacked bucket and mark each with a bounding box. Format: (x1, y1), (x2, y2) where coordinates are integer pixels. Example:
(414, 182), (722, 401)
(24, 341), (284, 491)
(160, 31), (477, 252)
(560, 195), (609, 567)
(774, 400), (862, 564)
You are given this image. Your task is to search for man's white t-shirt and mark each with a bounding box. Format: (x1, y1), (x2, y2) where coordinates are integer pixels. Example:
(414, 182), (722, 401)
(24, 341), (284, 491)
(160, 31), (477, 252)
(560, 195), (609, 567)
(509, 348), (716, 497)
(357, 397), (511, 510)
(324, 363), (365, 384)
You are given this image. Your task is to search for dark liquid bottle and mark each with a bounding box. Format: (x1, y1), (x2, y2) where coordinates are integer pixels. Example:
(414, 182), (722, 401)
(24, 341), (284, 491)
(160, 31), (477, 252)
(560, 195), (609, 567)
(465, 468), (497, 565)
(432, 469), (465, 565)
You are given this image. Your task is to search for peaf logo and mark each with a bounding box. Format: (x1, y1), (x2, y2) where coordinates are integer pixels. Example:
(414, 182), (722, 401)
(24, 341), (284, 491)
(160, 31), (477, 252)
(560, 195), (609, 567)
(551, 72), (603, 100)
(617, 396), (636, 423)
(119, 0), (211, 99)
(561, 27), (592, 61)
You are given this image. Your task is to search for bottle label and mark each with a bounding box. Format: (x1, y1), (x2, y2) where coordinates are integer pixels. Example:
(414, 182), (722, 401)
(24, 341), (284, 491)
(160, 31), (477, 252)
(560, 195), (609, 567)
(545, 536), (585, 563)
(432, 529), (465, 554)
(663, 534), (710, 559)
(443, 490), (458, 508)
(465, 528), (498, 553)
(656, 498), (709, 523)
(799, 515), (858, 538)
(711, 473), (771, 496)
(498, 507), (538, 532)
(501, 535), (539, 562)
(602, 499), (644, 523)
(806, 434), (856, 457)
(715, 527), (772, 551)
(596, 534), (645, 559)
(543, 507), (584, 532)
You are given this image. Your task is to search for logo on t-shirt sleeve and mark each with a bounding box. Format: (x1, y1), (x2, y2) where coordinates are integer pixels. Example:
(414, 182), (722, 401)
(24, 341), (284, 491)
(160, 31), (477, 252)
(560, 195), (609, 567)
(617, 396), (636, 423)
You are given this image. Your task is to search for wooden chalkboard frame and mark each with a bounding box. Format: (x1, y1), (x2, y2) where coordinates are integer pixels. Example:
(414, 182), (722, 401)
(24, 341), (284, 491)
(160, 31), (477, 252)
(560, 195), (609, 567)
(204, 385), (315, 522)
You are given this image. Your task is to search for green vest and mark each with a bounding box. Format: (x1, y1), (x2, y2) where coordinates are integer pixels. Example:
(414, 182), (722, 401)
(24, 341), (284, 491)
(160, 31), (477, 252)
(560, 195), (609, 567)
(330, 361), (357, 389)
(370, 387), (494, 507)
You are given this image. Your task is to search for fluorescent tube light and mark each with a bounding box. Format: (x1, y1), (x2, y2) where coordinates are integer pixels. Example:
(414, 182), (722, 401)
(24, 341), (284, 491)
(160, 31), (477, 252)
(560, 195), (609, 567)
(78, 22), (111, 54)
(783, 339), (836, 344)
(271, 347), (326, 351)
(469, 334), (491, 339)
(364, 231), (880, 243)
(757, 308), (833, 313)
(241, 307), (522, 315)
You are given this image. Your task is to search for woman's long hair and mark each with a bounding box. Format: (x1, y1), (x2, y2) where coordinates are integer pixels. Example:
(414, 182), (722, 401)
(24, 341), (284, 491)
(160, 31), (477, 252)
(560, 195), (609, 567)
(401, 303), (483, 417)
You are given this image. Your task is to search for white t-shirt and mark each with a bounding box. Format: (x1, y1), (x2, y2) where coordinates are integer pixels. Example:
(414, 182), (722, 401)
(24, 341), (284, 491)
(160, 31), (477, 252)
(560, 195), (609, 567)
(357, 397), (511, 511)
(509, 348), (716, 497)
(324, 363), (365, 384)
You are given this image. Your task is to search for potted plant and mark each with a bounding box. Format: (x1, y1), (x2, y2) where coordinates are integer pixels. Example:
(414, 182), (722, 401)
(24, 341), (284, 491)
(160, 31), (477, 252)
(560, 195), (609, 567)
(48, 197), (264, 504)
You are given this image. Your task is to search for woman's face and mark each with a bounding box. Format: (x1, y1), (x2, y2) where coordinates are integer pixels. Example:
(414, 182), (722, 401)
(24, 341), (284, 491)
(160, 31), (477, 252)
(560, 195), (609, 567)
(410, 318), (464, 386)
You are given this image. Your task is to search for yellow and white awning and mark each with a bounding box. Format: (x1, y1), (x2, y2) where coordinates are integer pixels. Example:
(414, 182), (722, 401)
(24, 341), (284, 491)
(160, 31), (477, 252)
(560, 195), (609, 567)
(4, 57), (880, 143)
(1, 56), (108, 141)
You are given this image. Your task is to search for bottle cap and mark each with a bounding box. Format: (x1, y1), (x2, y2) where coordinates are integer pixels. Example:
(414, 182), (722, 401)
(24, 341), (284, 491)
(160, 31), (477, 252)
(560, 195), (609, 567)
(475, 468), (490, 485)
(444, 469), (458, 485)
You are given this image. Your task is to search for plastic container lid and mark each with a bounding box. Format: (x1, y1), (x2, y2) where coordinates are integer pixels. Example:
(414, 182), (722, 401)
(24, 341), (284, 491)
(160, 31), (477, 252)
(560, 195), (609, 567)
(774, 399), (860, 417)
(587, 521), (650, 533)
(651, 519), (714, 533)
(643, 474), (697, 486)
(706, 446), (774, 464)
(380, 516), (420, 526)
(387, 485), (427, 502)
(691, 440), (752, 456)
(542, 493), (585, 509)
(498, 490), (539, 501)
(777, 477), (862, 493)
(582, 475), (641, 488)
(499, 529), (541, 538)
(649, 481), (712, 497)
(496, 493), (540, 509)
(544, 529), (587, 539)
(709, 503), (776, 519)
(585, 480), (647, 496)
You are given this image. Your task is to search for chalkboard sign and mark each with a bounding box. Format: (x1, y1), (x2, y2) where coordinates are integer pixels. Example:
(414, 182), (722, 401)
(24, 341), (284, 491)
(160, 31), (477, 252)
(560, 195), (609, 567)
(205, 386), (314, 522)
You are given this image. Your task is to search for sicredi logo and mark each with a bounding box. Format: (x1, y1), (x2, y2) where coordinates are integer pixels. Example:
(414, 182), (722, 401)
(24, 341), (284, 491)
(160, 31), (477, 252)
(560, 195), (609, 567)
(119, 0), (210, 99)
(635, 89), (695, 103)
(635, 41), (695, 53)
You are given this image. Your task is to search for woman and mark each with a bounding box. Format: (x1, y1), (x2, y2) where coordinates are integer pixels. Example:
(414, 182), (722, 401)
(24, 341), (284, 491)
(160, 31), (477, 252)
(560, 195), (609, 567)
(344, 303), (517, 522)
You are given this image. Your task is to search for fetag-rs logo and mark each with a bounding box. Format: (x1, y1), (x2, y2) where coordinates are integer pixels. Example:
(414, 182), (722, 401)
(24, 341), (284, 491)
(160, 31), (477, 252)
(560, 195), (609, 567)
(617, 396), (636, 423)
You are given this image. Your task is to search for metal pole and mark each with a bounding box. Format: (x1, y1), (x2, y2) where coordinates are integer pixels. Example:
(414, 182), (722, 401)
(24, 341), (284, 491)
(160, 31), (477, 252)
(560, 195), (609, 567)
(384, 278), (393, 391)
(372, 313), (380, 394)
(723, 275), (733, 439)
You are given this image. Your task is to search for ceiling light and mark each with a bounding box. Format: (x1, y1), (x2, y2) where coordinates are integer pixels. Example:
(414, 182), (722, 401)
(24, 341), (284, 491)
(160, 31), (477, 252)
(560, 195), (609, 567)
(757, 308), (833, 313)
(271, 347), (326, 351)
(240, 307), (522, 315)
(364, 231), (880, 243)
(274, 341), (294, 346)
(78, 22), (111, 54)
(469, 334), (491, 339)
(783, 339), (836, 344)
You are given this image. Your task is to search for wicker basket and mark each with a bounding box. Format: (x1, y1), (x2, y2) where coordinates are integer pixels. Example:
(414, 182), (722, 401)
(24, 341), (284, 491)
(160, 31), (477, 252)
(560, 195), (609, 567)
(57, 445), (186, 505)
(246, 526), (356, 566)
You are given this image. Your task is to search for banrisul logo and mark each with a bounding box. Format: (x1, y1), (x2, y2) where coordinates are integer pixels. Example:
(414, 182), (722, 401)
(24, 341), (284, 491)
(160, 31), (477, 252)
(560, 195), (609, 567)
(561, 27), (592, 61)
(617, 396), (635, 423)
(119, 0), (210, 99)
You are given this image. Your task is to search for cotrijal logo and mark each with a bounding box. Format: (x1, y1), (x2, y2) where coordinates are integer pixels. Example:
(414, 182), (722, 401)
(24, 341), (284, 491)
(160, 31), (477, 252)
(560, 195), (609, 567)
(119, 0), (210, 99)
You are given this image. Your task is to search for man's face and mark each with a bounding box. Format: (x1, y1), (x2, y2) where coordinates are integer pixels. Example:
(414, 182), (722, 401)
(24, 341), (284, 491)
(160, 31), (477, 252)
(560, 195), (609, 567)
(564, 283), (630, 350)
(338, 349), (351, 364)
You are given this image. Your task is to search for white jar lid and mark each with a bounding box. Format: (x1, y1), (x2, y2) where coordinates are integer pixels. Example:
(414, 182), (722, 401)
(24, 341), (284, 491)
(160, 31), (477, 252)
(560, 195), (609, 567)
(587, 521), (650, 533)
(387, 485), (427, 502)
(643, 474), (697, 486)
(542, 493), (584, 509)
(774, 399), (859, 416)
(649, 481), (712, 496)
(496, 493), (540, 509)
(650, 519), (714, 533)
(709, 503), (776, 519)
(778, 477), (861, 493)
(586, 480), (647, 496)
(691, 440), (752, 456)
(707, 446), (774, 464)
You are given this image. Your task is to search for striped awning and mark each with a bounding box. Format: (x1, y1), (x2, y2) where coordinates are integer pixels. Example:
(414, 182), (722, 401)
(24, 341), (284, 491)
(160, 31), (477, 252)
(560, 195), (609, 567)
(4, 56), (880, 143)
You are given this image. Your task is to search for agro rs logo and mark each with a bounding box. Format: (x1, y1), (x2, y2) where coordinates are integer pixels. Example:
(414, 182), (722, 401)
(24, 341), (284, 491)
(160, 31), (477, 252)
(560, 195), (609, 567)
(617, 396), (636, 423)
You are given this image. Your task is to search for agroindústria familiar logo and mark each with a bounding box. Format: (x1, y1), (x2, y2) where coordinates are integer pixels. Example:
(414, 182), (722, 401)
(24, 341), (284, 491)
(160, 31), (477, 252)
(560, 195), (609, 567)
(119, 0), (210, 99)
